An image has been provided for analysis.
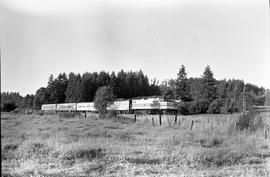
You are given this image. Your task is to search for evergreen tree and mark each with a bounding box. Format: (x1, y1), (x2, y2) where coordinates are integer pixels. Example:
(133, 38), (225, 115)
(49, 73), (68, 103)
(74, 74), (82, 102)
(46, 74), (55, 103)
(188, 78), (203, 102)
(148, 78), (161, 96)
(126, 71), (135, 98)
(176, 65), (190, 101)
(201, 65), (217, 106)
(97, 71), (110, 87)
(80, 72), (98, 102)
(109, 71), (119, 97)
(117, 70), (128, 98)
(137, 70), (149, 96)
(65, 73), (82, 103)
(65, 72), (76, 103)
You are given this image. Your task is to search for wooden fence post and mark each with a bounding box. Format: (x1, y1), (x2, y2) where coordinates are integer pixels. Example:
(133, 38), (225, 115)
(264, 125), (268, 139)
(203, 122), (206, 135)
(167, 116), (172, 127)
(134, 113), (137, 122)
(159, 112), (162, 125)
(191, 120), (194, 130)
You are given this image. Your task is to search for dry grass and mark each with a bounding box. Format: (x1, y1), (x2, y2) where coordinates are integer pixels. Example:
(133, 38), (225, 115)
(1, 112), (270, 177)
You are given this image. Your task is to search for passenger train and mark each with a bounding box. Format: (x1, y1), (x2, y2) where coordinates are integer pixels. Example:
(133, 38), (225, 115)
(41, 96), (178, 114)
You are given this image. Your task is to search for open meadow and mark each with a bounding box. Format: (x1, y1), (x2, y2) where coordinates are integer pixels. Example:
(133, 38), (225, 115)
(1, 112), (270, 177)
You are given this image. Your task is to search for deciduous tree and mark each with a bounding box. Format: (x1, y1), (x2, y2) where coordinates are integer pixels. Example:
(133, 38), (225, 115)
(94, 86), (115, 118)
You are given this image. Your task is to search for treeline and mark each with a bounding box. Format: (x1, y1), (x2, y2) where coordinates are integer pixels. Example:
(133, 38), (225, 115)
(1, 92), (34, 112)
(33, 70), (160, 109)
(1, 67), (269, 114)
(160, 65), (267, 114)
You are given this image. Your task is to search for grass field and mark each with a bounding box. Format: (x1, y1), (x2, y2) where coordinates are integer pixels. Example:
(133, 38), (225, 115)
(1, 112), (270, 177)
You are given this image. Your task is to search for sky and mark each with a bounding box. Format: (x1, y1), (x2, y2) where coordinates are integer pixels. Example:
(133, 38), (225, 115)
(1, 0), (269, 96)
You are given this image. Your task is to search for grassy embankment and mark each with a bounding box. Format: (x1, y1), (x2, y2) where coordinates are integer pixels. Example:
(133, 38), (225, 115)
(1, 112), (270, 177)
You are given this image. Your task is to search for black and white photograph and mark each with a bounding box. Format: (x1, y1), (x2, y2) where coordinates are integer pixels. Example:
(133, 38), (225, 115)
(1, 0), (270, 176)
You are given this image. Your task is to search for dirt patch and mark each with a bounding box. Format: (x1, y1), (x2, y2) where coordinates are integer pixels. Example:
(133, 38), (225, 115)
(1, 173), (15, 177)
(57, 127), (69, 131)
(84, 130), (113, 138)
(199, 137), (224, 148)
(116, 133), (134, 141)
(58, 112), (76, 118)
(3, 144), (18, 152)
(2, 144), (19, 160)
(61, 148), (105, 166)
(114, 116), (134, 124)
(38, 127), (51, 131)
(253, 152), (270, 158)
(104, 126), (121, 129)
(124, 131), (145, 136)
(197, 147), (264, 167)
(125, 156), (161, 165)
(17, 142), (51, 159)
(133, 151), (144, 155)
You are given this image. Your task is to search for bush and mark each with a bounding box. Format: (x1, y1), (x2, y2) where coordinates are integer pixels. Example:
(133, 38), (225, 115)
(177, 100), (209, 115)
(58, 112), (76, 118)
(108, 110), (118, 118)
(188, 102), (197, 114)
(236, 111), (265, 132)
(94, 86), (115, 118)
(188, 100), (208, 114)
(1, 102), (17, 112)
(222, 99), (236, 114)
(236, 112), (253, 131)
(177, 102), (190, 115)
(207, 99), (222, 114)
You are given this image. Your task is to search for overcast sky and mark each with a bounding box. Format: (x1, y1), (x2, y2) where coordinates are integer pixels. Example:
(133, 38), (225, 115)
(1, 0), (269, 96)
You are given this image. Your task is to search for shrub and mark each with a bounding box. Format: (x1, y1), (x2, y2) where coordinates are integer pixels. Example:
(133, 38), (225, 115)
(188, 100), (208, 114)
(1, 102), (17, 112)
(94, 86), (115, 118)
(188, 102), (197, 114)
(207, 99), (222, 114)
(108, 110), (118, 118)
(58, 112), (76, 118)
(236, 111), (265, 132)
(249, 114), (265, 132)
(236, 112), (254, 131)
(177, 102), (190, 115)
(222, 99), (236, 114)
